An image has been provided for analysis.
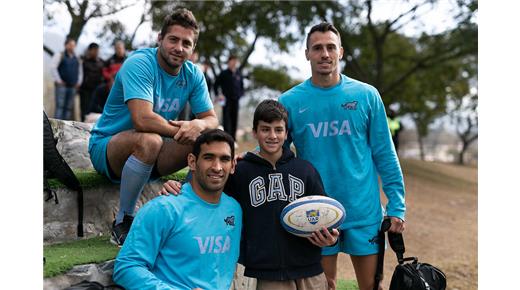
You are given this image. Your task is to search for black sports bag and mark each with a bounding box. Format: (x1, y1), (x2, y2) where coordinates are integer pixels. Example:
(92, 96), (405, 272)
(374, 218), (447, 290)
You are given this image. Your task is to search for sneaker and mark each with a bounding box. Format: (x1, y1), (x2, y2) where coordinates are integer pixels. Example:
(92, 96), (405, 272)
(111, 215), (134, 246)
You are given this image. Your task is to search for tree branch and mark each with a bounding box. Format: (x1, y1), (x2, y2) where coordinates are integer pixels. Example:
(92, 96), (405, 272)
(44, 45), (55, 57)
(87, 2), (136, 20)
(239, 33), (260, 73)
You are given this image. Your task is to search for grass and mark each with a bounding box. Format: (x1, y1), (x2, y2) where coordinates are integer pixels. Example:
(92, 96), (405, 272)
(44, 236), (120, 278)
(337, 279), (359, 290)
(46, 168), (188, 189)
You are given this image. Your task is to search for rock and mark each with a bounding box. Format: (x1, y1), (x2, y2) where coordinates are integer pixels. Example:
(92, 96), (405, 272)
(49, 118), (94, 170)
(44, 260), (115, 290)
(44, 182), (165, 244)
(43, 260), (257, 290)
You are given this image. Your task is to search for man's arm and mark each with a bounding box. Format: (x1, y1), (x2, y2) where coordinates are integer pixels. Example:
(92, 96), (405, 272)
(76, 57), (83, 89)
(367, 88), (406, 231)
(51, 53), (63, 84)
(168, 109), (218, 144)
(113, 200), (176, 290)
(128, 99), (180, 137)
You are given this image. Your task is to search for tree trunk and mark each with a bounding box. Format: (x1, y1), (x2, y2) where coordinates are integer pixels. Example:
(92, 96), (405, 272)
(458, 141), (468, 165)
(67, 17), (87, 41)
(417, 134), (425, 161)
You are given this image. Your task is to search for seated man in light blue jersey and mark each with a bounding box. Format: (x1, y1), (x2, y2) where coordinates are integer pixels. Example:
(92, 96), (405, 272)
(113, 129), (242, 290)
(88, 8), (219, 246)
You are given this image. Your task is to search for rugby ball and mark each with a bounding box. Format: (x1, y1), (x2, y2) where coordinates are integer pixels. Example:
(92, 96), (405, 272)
(280, 195), (346, 238)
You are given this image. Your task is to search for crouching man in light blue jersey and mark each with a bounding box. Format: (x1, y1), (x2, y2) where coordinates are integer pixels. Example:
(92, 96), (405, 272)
(88, 8), (219, 246)
(113, 129), (242, 290)
(279, 23), (406, 290)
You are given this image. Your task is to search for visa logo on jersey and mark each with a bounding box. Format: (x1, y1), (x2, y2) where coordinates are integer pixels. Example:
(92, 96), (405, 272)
(194, 235), (232, 254)
(154, 97), (181, 113)
(307, 120), (352, 137)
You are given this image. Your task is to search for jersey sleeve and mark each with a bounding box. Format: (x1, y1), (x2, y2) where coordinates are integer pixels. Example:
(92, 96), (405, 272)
(189, 66), (213, 115)
(113, 198), (177, 290)
(367, 88), (406, 220)
(118, 54), (155, 104)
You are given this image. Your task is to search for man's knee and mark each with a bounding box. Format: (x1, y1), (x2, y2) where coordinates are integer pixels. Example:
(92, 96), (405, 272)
(134, 133), (163, 159)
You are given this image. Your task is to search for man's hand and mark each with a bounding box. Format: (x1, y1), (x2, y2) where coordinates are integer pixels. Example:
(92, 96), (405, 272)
(169, 119), (205, 145)
(387, 216), (405, 233)
(158, 180), (182, 196)
(307, 227), (340, 247)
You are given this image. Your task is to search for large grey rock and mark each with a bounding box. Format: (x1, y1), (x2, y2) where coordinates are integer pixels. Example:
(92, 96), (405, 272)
(43, 261), (256, 290)
(49, 118), (94, 169)
(44, 182), (165, 244)
(43, 260), (115, 290)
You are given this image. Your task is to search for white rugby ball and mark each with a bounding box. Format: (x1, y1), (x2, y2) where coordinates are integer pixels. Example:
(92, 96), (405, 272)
(280, 195), (346, 238)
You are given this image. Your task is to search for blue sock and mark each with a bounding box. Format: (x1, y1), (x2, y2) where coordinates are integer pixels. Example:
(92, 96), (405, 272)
(115, 155), (154, 224)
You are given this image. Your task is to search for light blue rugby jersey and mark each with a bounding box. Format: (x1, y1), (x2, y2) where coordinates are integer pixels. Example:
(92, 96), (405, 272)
(90, 47), (212, 138)
(113, 183), (242, 290)
(279, 74), (405, 229)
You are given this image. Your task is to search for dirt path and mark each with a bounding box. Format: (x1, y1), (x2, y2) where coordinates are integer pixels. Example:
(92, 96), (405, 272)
(335, 159), (478, 290)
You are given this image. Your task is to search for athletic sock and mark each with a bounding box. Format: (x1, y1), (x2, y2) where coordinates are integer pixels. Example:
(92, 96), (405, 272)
(115, 155), (154, 224)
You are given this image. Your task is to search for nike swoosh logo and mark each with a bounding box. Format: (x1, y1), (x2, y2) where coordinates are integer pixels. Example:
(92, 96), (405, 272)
(299, 107), (310, 113)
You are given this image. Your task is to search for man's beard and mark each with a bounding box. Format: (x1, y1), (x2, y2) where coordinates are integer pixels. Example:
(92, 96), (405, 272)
(159, 45), (182, 71)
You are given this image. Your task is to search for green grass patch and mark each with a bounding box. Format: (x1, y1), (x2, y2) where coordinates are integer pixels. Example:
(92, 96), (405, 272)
(47, 168), (188, 189)
(337, 279), (359, 290)
(44, 236), (120, 278)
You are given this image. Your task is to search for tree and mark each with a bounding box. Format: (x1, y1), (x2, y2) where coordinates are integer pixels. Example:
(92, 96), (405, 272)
(250, 65), (301, 92)
(96, 0), (152, 50)
(450, 94), (477, 164)
(150, 1), (343, 77)
(43, 0), (139, 55)
(446, 55), (477, 165)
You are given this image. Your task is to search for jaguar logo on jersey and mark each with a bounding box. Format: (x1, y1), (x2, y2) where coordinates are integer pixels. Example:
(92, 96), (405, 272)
(306, 210), (320, 225)
(368, 235), (379, 245)
(341, 101), (358, 110)
(224, 216), (235, 226)
(176, 79), (187, 88)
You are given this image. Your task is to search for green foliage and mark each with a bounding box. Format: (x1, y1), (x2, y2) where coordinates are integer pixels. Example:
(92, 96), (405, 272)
(44, 236), (120, 278)
(250, 65), (300, 92)
(151, 1), (343, 72)
(46, 168), (188, 189)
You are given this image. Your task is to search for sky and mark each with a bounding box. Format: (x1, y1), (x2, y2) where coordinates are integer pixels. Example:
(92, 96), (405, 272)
(4, 1), (520, 289)
(43, 0), (465, 80)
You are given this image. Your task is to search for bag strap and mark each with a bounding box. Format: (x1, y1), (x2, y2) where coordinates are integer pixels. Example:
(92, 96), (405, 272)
(373, 218), (391, 290)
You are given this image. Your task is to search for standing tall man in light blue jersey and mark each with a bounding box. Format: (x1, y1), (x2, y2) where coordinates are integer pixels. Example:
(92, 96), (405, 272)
(114, 129), (242, 290)
(279, 22), (406, 290)
(88, 8), (218, 246)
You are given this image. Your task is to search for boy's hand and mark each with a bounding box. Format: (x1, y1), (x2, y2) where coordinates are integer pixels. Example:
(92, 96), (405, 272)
(307, 227), (340, 247)
(158, 180), (182, 196)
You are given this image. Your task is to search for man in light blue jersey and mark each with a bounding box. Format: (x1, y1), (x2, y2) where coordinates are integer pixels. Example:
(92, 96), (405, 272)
(113, 129), (242, 290)
(88, 8), (219, 246)
(279, 22), (406, 290)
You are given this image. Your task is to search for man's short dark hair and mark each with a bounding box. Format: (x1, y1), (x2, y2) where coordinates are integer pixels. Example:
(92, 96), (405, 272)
(192, 129), (235, 159)
(161, 8), (200, 45)
(87, 42), (99, 50)
(64, 37), (75, 45)
(228, 55), (238, 62)
(253, 99), (289, 131)
(306, 22), (342, 49)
